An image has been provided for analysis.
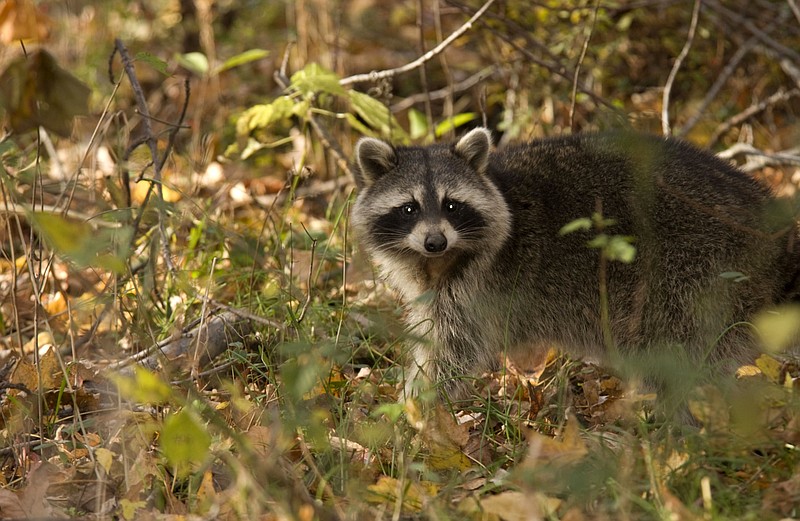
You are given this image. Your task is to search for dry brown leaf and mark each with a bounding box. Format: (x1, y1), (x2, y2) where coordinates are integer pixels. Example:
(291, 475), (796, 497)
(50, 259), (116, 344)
(11, 344), (62, 391)
(460, 490), (561, 521)
(0, 0), (50, 43)
(18, 461), (64, 519)
(762, 471), (800, 516)
(196, 469), (217, 514)
(521, 414), (588, 468)
(0, 488), (26, 518)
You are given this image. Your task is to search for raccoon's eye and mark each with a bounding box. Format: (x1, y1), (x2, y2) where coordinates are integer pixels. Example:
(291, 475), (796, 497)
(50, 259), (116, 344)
(399, 203), (417, 216)
(443, 200), (460, 213)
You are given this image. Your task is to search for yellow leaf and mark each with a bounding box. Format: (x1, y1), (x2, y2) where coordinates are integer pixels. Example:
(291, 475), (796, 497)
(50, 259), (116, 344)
(755, 354), (782, 383)
(131, 179), (182, 204)
(111, 367), (173, 404)
(735, 365), (762, 378)
(118, 499), (146, 521)
(366, 476), (438, 512)
(95, 448), (115, 473)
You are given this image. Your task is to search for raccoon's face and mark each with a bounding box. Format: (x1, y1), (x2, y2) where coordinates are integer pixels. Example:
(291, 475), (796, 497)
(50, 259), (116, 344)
(351, 128), (511, 270)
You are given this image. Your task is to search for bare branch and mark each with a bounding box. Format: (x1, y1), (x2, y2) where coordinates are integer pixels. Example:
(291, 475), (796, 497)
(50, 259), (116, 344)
(569, 0), (601, 131)
(789, 0), (800, 25)
(717, 142), (800, 172)
(339, 0), (496, 86)
(677, 35), (758, 138)
(390, 65), (497, 112)
(708, 88), (800, 146)
(662, 0), (701, 136)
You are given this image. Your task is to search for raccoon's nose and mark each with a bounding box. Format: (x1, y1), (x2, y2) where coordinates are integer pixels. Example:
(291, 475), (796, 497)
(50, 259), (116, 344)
(424, 233), (448, 253)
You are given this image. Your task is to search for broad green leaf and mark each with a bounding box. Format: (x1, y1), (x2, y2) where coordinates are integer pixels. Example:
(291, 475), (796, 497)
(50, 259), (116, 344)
(160, 409), (211, 476)
(112, 367), (173, 404)
(408, 108), (428, 140)
(0, 49), (90, 137)
(29, 212), (132, 273)
(559, 218), (592, 235)
(236, 95), (300, 135)
(176, 51), (209, 76)
(214, 48), (269, 75)
(434, 113), (478, 137)
(604, 236), (636, 263)
(290, 63), (345, 97)
(135, 52), (169, 76)
(349, 90), (408, 141)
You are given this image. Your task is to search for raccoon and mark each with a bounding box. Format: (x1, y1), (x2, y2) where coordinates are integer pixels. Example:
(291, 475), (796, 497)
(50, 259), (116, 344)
(350, 128), (799, 398)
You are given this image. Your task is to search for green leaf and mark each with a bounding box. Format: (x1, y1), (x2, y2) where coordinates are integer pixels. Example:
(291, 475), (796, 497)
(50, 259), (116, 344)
(408, 108), (428, 140)
(160, 409), (211, 476)
(29, 212), (132, 273)
(135, 52), (169, 76)
(349, 90), (408, 141)
(720, 271), (750, 283)
(290, 63), (345, 97)
(176, 51), (209, 76)
(236, 95), (300, 135)
(434, 113), (478, 137)
(214, 48), (269, 75)
(559, 217), (593, 235)
(111, 367), (173, 404)
(605, 236), (637, 263)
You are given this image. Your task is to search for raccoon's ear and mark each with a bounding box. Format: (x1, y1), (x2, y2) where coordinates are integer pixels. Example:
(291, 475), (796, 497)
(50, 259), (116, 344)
(454, 127), (492, 175)
(354, 137), (396, 188)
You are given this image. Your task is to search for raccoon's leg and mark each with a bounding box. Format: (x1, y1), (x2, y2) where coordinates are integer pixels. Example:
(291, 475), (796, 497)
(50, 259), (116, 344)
(402, 342), (435, 399)
(402, 341), (480, 400)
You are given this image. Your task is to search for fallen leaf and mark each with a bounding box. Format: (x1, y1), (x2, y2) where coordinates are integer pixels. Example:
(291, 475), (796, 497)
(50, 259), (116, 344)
(522, 414), (588, 468)
(755, 354), (783, 383)
(366, 476), (438, 512)
(460, 490), (561, 521)
(0, 488), (26, 518)
(95, 447), (115, 473)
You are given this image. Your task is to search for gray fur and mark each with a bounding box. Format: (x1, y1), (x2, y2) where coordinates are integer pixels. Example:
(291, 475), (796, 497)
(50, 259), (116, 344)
(350, 128), (800, 398)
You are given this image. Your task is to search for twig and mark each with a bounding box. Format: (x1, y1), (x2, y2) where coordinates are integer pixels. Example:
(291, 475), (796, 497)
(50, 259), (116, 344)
(339, 0), (497, 86)
(717, 143), (800, 172)
(390, 66), (496, 112)
(295, 224), (317, 323)
(416, 0), (434, 134)
(192, 256), (218, 382)
(569, 0), (601, 132)
(704, 0), (800, 65)
(662, 0), (701, 136)
(708, 88), (800, 146)
(677, 35), (759, 138)
(462, 2), (618, 113)
(789, 0), (800, 25)
(111, 39), (182, 273)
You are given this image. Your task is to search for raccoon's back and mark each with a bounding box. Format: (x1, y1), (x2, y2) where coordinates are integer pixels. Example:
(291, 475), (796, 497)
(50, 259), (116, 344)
(484, 132), (790, 356)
